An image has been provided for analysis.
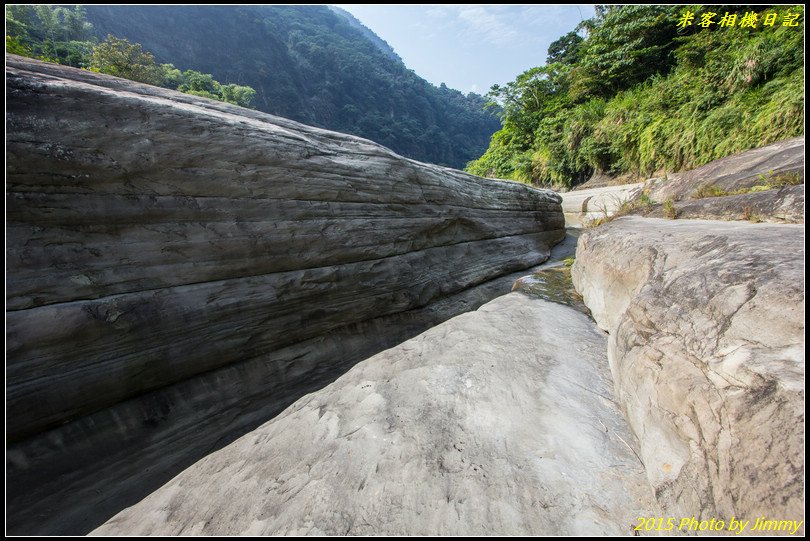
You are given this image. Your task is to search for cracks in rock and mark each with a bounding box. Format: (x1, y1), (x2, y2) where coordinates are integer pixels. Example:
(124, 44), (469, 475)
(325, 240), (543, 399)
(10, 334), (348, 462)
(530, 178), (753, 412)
(596, 417), (645, 469)
(561, 377), (618, 406)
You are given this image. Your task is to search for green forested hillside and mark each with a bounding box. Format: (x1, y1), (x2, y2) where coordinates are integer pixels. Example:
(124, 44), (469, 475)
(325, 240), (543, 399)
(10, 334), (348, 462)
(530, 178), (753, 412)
(6, 5), (258, 108)
(467, 5), (805, 188)
(77, 5), (499, 169)
(327, 6), (402, 64)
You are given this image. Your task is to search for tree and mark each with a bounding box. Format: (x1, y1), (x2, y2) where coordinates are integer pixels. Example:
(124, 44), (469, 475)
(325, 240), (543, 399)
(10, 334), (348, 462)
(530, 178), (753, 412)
(33, 5), (59, 42)
(6, 8), (259, 109)
(6, 5), (95, 67)
(159, 64), (184, 89)
(5, 5), (36, 39)
(61, 6), (93, 41)
(91, 35), (163, 85)
(177, 69), (220, 94)
(467, 5), (804, 188)
(547, 31), (584, 66)
(220, 84), (257, 108)
(572, 5), (681, 99)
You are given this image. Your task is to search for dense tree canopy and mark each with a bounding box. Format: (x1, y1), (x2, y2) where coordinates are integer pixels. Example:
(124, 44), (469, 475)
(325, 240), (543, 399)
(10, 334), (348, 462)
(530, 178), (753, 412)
(467, 4), (804, 188)
(6, 5), (94, 66)
(90, 35), (163, 84)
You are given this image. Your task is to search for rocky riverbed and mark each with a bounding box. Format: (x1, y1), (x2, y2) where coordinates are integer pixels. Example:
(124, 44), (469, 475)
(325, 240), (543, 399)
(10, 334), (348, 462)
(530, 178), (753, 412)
(6, 54), (805, 536)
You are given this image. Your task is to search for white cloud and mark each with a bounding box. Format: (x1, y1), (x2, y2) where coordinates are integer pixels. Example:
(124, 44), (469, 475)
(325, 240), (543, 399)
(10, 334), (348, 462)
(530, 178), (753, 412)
(431, 4), (590, 48)
(455, 6), (521, 45)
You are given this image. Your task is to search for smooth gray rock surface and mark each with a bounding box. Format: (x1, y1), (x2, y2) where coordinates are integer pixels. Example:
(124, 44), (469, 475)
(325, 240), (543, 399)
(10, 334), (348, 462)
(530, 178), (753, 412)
(6, 55), (564, 534)
(572, 217), (805, 527)
(93, 294), (657, 536)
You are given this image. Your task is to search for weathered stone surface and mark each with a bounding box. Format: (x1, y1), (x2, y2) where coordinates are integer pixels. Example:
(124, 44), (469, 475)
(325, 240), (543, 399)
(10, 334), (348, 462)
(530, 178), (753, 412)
(635, 184), (804, 224)
(645, 136), (804, 203)
(92, 294), (657, 536)
(6, 267), (551, 536)
(572, 217), (804, 527)
(6, 55), (564, 534)
(559, 183), (644, 226)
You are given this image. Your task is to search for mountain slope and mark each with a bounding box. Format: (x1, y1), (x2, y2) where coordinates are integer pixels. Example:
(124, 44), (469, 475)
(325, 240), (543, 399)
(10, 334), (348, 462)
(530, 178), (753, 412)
(327, 6), (402, 63)
(83, 5), (499, 168)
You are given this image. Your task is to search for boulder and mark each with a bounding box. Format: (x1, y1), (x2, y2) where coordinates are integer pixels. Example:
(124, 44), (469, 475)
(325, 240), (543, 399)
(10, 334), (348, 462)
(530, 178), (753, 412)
(92, 294), (657, 536)
(572, 217), (804, 526)
(559, 182), (644, 226)
(5, 55), (564, 534)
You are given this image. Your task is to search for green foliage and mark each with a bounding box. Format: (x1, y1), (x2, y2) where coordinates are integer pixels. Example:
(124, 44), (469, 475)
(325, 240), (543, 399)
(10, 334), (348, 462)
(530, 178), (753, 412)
(6, 4), (95, 67)
(173, 68), (257, 107)
(6, 6), (258, 109)
(159, 64), (184, 88)
(692, 184), (732, 199)
(91, 35), (164, 84)
(467, 5), (805, 189)
(547, 32), (584, 66)
(663, 199), (677, 219)
(177, 69), (219, 94)
(572, 5), (681, 99)
(691, 169), (803, 199)
(6, 34), (32, 56)
(757, 170), (803, 188)
(220, 84), (257, 108)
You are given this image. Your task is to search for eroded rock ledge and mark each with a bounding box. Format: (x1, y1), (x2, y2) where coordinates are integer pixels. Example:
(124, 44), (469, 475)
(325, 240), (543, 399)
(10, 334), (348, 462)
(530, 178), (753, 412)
(5, 55), (564, 534)
(572, 217), (804, 526)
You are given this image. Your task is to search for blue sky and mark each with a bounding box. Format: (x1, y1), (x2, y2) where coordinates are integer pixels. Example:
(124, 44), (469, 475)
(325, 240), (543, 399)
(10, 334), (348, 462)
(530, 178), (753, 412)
(335, 4), (595, 94)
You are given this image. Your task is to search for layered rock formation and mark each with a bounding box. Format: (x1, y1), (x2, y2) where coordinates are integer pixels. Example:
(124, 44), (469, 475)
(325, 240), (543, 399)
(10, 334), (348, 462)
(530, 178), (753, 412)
(634, 137), (805, 224)
(92, 294), (657, 536)
(562, 137), (804, 226)
(639, 184), (804, 223)
(6, 55), (564, 534)
(572, 217), (805, 526)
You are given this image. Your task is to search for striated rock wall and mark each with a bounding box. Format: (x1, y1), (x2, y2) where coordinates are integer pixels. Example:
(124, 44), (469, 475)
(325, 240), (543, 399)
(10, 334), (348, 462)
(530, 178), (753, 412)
(5, 55), (564, 534)
(572, 217), (804, 527)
